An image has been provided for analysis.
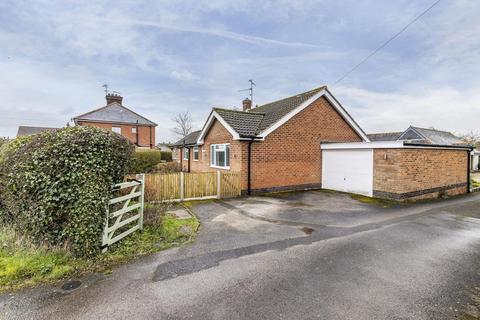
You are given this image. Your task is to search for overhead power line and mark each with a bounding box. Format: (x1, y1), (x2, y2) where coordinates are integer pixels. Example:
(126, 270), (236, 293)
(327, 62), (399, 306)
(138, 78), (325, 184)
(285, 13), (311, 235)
(334, 0), (442, 84)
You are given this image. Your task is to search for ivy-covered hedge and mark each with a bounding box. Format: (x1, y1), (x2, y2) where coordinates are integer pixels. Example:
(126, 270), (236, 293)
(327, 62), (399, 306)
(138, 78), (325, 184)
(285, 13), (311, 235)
(0, 126), (134, 256)
(130, 150), (163, 173)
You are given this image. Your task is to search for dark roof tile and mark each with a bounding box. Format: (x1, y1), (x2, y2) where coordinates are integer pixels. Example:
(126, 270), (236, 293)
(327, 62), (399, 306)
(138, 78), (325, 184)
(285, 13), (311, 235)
(213, 108), (264, 137)
(367, 132), (403, 141)
(17, 126), (58, 137)
(74, 102), (157, 126)
(252, 86), (326, 132)
(172, 130), (201, 147)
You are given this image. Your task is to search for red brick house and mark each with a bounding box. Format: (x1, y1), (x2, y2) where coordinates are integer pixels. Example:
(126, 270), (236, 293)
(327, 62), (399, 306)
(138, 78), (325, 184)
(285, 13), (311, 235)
(74, 93), (157, 149)
(172, 86), (472, 200)
(172, 86), (368, 193)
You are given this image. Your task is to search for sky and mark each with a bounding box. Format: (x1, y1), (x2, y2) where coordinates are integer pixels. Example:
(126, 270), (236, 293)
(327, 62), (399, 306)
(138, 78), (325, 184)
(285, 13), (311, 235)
(1, 0), (479, 142)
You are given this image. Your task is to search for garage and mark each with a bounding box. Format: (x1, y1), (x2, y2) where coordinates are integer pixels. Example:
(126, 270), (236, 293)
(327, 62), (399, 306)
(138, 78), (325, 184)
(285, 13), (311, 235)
(321, 141), (471, 201)
(322, 149), (373, 196)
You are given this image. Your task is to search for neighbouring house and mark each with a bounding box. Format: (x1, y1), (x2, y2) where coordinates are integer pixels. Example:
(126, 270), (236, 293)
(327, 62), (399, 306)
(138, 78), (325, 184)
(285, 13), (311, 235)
(368, 126), (480, 172)
(171, 86), (472, 201)
(368, 126), (464, 145)
(17, 126), (59, 137)
(157, 143), (173, 152)
(73, 93), (157, 149)
(471, 149), (480, 172)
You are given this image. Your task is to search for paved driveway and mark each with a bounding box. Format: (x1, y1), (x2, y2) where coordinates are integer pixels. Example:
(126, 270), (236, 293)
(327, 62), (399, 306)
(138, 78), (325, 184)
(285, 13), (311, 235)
(2, 191), (480, 319)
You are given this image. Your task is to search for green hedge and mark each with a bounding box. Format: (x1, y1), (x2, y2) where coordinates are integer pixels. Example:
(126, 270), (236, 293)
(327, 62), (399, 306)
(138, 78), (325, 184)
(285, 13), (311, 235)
(160, 151), (172, 162)
(0, 126), (134, 256)
(130, 150), (163, 173)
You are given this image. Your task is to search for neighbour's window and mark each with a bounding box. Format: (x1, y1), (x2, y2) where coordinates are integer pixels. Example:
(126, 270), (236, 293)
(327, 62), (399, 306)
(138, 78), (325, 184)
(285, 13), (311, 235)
(172, 148), (177, 160)
(132, 127), (137, 133)
(193, 146), (199, 161)
(210, 144), (230, 168)
(183, 147), (189, 160)
(112, 127), (121, 134)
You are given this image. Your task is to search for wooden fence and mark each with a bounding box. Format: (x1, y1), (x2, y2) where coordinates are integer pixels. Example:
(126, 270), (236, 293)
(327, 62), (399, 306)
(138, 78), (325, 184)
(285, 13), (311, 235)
(102, 174), (145, 252)
(141, 171), (241, 202)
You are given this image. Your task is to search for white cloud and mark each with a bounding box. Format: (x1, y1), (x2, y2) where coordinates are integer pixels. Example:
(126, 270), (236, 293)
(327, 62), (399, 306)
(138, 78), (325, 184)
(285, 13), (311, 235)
(335, 86), (480, 135)
(170, 69), (198, 81)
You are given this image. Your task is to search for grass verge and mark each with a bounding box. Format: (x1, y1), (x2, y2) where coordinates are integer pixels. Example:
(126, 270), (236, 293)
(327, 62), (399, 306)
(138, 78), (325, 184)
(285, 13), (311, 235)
(0, 205), (199, 293)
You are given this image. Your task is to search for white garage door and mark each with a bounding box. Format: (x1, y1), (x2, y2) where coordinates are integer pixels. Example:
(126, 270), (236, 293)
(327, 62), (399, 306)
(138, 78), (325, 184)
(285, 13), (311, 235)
(322, 149), (373, 196)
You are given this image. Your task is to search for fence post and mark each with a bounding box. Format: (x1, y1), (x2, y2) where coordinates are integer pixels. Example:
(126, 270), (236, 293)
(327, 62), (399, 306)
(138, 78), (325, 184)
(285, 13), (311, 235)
(137, 173), (145, 230)
(102, 204), (109, 253)
(217, 171), (221, 198)
(180, 171), (185, 201)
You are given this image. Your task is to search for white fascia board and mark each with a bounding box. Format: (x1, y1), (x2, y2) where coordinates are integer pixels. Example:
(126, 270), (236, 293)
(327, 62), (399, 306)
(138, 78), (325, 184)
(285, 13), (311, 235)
(321, 141), (404, 150)
(257, 88), (370, 142)
(196, 110), (240, 145)
(322, 141), (471, 151)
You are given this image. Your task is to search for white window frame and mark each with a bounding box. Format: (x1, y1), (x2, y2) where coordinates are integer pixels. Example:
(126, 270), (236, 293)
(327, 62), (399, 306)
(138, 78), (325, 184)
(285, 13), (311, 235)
(183, 147), (189, 160)
(112, 126), (121, 134)
(193, 146), (199, 161)
(210, 143), (230, 169)
(172, 148), (177, 160)
(132, 127), (137, 133)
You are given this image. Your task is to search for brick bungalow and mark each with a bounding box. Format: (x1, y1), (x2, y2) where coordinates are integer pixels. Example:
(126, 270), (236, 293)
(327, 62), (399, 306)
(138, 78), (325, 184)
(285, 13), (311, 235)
(172, 86), (472, 200)
(74, 93), (157, 149)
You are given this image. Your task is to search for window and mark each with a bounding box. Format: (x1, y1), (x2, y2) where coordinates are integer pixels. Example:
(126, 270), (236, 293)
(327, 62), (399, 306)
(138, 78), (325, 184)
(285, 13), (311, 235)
(210, 144), (230, 168)
(132, 127), (137, 133)
(183, 147), (189, 160)
(112, 126), (121, 134)
(193, 146), (199, 161)
(172, 148), (177, 160)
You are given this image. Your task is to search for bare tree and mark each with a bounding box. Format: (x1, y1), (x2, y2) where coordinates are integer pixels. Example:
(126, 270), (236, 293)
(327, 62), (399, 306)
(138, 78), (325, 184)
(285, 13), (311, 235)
(171, 111), (193, 138)
(459, 130), (480, 147)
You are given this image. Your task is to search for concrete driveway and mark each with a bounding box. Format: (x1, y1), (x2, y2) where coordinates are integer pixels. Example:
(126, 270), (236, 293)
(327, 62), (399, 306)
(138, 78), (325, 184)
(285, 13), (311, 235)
(2, 191), (480, 319)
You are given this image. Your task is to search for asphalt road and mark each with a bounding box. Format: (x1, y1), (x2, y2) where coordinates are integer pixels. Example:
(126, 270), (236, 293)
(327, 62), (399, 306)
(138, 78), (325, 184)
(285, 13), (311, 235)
(1, 191), (480, 320)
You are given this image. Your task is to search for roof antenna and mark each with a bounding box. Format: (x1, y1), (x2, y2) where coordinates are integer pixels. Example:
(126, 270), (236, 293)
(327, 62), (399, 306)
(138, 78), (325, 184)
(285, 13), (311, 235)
(102, 84), (109, 95)
(238, 79), (256, 104)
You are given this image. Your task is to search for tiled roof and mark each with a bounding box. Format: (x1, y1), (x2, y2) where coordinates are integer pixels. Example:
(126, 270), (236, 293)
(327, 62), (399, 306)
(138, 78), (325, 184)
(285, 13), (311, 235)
(368, 126), (463, 146)
(408, 126), (462, 145)
(252, 86), (326, 132)
(213, 108), (264, 137)
(367, 132), (402, 141)
(204, 86), (327, 139)
(17, 126), (58, 137)
(74, 102), (157, 126)
(172, 130), (201, 147)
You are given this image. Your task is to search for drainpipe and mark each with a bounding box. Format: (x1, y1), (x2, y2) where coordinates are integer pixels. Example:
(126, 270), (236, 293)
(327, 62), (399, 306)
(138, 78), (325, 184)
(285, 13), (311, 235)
(467, 150), (471, 193)
(149, 126), (153, 149)
(188, 146), (191, 173)
(182, 139), (185, 172)
(247, 138), (254, 195)
(135, 120), (139, 147)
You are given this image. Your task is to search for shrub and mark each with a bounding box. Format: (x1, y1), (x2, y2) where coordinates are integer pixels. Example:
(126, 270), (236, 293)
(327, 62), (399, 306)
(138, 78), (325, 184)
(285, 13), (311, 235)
(152, 161), (182, 173)
(130, 150), (163, 173)
(0, 126), (135, 256)
(0, 137), (9, 149)
(160, 151), (172, 162)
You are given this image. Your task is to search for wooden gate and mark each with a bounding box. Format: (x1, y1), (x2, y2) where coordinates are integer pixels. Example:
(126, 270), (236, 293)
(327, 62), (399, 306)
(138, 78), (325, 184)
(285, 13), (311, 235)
(102, 174), (145, 252)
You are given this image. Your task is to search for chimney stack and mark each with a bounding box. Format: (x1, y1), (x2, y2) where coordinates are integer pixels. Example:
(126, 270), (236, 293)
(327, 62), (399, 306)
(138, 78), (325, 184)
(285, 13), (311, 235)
(106, 93), (123, 105)
(242, 98), (252, 111)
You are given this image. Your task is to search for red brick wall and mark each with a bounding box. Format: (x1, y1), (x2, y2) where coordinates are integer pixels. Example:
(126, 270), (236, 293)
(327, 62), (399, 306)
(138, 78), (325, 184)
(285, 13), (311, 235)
(185, 96), (363, 192)
(173, 121), (247, 187)
(250, 96), (363, 191)
(373, 148), (468, 200)
(76, 121), (156, 148)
